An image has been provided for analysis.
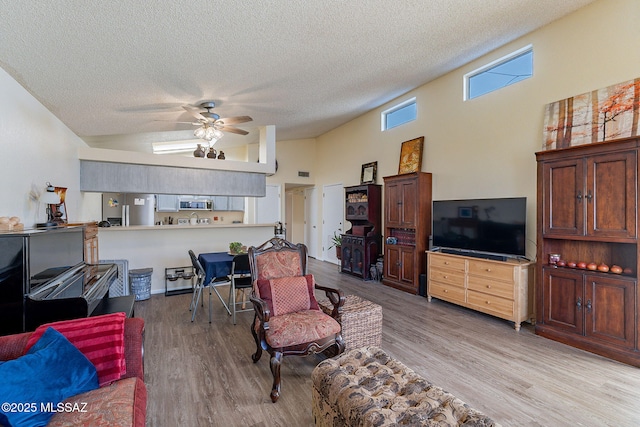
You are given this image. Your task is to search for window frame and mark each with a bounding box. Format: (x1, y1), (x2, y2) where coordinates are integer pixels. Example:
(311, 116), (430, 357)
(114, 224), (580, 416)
(463, 45), (533, 101)
(381, 97), (417, 131)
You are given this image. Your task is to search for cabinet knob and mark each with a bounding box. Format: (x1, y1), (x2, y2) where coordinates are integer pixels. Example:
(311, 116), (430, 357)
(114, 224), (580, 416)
(485, 301), (491, 305)
(444, 261), (449, 265)
(444, 289), (448, 293)
(486, 268), (491, 272)
(443, 275), (448, 279)
(486, 285), (491, 289)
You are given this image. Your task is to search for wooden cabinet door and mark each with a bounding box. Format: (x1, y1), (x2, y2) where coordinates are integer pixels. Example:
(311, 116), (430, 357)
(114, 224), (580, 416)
(399, 179), (418, 227)
(586, 151), (637, 240)
(542, 159), (584, 237)
(542, 267), (583, 334)
(384, 245), (401, 282)
(384, 177), (417, 227)
(385, 181), (402, 227)
(385, 245), (414, 285)
(584, 274), (636, 349)
(398, 247), (416, 286)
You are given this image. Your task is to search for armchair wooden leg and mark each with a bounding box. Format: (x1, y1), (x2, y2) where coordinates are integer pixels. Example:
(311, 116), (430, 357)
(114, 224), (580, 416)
(251, 323), (262, 363)
(270, 351), (282, 403)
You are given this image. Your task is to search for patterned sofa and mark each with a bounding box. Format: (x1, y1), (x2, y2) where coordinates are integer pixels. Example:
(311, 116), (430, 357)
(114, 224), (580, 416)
(312, 347), (500, 427)
(0, 317), (146, 427)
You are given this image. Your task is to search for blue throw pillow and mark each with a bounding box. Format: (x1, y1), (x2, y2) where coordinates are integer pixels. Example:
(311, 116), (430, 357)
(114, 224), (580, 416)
(0, 327), (99, 427)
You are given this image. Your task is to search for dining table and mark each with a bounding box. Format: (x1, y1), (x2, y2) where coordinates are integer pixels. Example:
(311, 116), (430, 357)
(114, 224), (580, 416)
(198, 251), (252, 282)
(198, 251), (251, 311)
(198, 252), (237, 285)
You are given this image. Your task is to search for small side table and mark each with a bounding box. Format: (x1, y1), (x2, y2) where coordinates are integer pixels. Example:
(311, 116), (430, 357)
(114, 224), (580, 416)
(318, 294), (382, 351)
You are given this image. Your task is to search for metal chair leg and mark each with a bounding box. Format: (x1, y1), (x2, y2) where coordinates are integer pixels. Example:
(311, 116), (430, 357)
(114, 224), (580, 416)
(191, 282), (204, 322)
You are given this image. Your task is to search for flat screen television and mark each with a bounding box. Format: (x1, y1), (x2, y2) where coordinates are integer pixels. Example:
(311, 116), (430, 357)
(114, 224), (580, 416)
(432, 197), (526, 259)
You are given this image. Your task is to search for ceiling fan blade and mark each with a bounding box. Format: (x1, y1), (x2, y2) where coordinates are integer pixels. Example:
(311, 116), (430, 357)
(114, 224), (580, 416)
(182, 105), (208, 122)
(217, 116), (253, 125)
(154, 120), (196, 124)
(220, 125), (249, 135)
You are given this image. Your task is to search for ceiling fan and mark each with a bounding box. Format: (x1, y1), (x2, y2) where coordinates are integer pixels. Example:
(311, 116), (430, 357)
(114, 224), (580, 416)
(181, 102), (253, 141)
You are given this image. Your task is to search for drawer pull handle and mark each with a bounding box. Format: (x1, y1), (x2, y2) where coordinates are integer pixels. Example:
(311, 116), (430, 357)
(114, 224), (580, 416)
(486, 285), (491, 289)
(444, 289), (448, 293)
(443, 275), (448, 279)
(485, 301), (491, 305)
(444, 261), (449, 265)
(486, 268), (491, 272)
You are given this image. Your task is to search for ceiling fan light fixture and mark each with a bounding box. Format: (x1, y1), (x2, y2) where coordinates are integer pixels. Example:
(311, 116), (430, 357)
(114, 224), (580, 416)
(194, 123), (224, 143)
(194, 126), (206, 139)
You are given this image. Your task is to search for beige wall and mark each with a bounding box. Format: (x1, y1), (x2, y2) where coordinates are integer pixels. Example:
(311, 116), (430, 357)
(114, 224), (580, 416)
(0, 67), (91, 227)
(311, 0), (640, 260)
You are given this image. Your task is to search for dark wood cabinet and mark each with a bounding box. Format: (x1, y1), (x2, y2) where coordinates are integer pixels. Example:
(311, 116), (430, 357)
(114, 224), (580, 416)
(341, 184), (381, 280)
(542, 151), (636, 239)
(541, 267), (635, 350)
(536, 137), (640, 367)
(382, 172), (432, 294)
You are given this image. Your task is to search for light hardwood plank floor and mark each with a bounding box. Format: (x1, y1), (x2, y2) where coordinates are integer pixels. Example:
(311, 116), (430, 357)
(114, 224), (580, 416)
(135, 258), (640, 427)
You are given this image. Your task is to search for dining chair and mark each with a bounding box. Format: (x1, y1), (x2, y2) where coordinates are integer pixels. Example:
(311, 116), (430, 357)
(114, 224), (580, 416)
(188, 250), (231, 323)
(227, 254), (253, 325)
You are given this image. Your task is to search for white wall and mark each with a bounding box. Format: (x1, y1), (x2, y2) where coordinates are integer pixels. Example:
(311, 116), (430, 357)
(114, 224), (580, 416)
(312, 0), (640, 260)
(0, 67), (92, 226)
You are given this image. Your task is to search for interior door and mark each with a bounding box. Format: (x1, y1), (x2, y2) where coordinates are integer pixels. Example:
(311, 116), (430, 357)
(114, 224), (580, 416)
(256, 184), (281, 225)
(322, 183), (344, 264)
(305, 187), (319, 259)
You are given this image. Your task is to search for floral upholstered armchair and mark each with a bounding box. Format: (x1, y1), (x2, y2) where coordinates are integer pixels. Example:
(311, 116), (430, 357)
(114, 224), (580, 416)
(248, 238), (345, 402)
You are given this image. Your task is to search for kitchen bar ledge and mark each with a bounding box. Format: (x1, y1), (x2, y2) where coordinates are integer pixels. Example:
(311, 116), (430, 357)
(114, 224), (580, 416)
(98, 223), (274, 295)
(98, 223), (272, 231)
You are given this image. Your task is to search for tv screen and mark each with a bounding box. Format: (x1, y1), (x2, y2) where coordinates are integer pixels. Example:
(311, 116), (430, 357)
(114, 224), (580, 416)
(432, 197), (526, 258)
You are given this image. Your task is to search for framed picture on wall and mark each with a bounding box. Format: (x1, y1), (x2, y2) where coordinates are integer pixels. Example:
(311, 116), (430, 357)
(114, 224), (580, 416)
(360, 162), (377, 184)
(398, 136), (424, 174)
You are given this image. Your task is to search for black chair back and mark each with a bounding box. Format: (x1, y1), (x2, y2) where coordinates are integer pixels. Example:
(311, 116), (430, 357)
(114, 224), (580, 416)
(232, 254), (252, 289)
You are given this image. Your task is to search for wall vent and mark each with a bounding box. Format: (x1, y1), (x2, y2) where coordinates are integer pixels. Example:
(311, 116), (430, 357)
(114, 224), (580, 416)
(298, 171), (310, 177)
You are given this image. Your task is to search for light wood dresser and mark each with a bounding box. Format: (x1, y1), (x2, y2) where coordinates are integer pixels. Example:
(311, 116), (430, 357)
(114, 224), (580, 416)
(427, 250), (534, 330)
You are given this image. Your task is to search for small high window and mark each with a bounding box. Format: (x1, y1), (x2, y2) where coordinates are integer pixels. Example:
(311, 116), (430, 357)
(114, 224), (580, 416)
(381, 98), (416, 131)
(464, 45), (533, 100)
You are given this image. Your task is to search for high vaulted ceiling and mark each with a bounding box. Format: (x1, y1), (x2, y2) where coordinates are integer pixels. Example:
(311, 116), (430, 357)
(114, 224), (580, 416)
(1, 0), (595, 149)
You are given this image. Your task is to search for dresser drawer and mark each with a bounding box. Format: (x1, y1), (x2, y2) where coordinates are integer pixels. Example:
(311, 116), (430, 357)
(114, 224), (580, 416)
(429, 253), (466, 272)
(429, 267), (465, 287)
(429, 282), (466, 304)
(468, 259), (514, 282)
(467, 275), (514, 300)
(467, 290), (514, 317)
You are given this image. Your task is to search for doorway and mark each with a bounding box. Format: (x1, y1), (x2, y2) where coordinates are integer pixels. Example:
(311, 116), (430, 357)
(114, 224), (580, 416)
(322, 183), (344, 264)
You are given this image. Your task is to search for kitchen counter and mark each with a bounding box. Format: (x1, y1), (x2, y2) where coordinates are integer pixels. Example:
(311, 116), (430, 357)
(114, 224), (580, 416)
(98, 223), (275, 295)
(99, 223), (270, 231)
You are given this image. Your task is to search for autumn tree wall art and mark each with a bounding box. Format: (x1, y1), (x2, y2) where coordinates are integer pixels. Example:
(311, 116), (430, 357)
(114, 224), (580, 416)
(543, 77), (640, 150)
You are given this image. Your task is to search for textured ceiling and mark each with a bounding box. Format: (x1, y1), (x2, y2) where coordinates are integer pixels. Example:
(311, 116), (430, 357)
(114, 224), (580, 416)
(0, 0), (595, 148)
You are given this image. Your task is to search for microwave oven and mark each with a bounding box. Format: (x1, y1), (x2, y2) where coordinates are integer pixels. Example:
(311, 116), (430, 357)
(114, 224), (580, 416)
(179, 199), (212, 210)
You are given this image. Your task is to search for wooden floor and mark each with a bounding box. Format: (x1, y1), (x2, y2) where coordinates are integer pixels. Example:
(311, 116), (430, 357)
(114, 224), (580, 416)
(135, 258), (640, 427)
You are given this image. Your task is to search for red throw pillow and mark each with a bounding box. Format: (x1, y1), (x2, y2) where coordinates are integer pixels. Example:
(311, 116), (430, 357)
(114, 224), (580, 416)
(256, 274), (319, 316)
(24, 313), (126, 387)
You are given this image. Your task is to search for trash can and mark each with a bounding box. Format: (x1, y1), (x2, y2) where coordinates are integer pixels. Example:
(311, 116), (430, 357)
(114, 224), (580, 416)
(129, 268), (153, 301)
